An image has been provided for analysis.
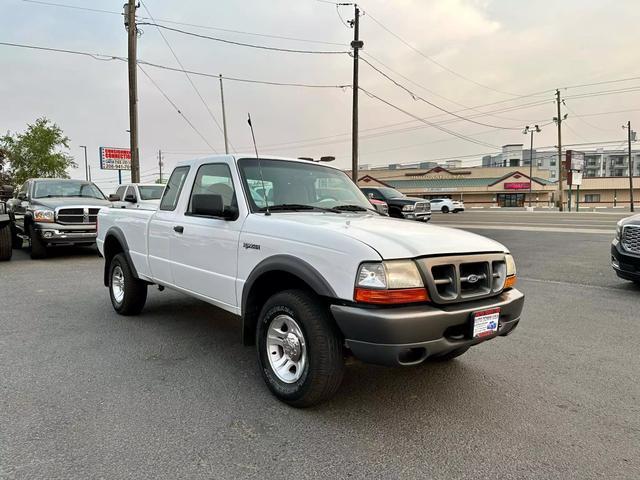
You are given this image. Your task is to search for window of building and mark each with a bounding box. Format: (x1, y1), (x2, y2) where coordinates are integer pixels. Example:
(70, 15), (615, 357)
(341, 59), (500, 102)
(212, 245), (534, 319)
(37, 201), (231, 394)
(584, 194), (600, 203)
(550, 159), (556, 166)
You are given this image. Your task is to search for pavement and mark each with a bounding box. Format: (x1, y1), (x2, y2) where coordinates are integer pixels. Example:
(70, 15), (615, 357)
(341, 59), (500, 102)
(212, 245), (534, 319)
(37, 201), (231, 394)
(1, 211), (639, 479)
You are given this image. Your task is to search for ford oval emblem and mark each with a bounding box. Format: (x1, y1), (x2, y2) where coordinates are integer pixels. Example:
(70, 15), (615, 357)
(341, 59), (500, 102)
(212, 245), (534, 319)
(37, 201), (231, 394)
(467, 274), (479, 284)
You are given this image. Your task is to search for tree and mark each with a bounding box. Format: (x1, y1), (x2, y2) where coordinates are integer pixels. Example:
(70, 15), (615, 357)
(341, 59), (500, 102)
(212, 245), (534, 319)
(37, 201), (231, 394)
(0, 117), (76, 186)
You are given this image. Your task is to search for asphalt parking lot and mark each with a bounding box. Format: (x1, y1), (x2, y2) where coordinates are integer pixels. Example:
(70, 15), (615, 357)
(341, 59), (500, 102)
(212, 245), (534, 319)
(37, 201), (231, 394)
(1, 211), (638, 479)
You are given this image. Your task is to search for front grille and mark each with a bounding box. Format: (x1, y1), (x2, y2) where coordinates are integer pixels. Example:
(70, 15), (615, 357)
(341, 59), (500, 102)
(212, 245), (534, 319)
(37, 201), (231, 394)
(56, 207), (101, 224)
(414, 202), (430, 213)
(622, 225), (640, 254)
(417, 253), (507, 304)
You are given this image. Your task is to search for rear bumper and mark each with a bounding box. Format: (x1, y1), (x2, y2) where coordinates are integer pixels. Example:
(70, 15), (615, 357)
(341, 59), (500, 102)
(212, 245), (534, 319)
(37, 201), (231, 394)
(331, 288), (524, 366)
(611, 239), (640, 280)
(33, 222), (97, 245)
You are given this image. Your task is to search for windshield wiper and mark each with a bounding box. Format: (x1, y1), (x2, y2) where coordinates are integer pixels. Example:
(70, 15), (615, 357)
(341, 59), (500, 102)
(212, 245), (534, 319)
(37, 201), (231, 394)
(333, 204), (378, 213)
(257, 203), (341, 213)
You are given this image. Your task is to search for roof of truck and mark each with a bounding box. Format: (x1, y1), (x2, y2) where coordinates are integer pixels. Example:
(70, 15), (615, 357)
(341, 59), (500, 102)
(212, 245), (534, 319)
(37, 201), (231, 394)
(176, 154), (341, 170)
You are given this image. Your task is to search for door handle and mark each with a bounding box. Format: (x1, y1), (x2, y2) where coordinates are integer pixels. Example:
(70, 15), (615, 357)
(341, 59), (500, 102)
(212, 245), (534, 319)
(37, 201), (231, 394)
(173, 225), (184, 234)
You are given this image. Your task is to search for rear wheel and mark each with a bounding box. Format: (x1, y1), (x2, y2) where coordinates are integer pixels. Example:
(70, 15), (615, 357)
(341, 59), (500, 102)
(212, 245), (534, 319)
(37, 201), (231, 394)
(109, 253), (147, 315)
(441, 206), (450, 214)
(29, 225), (47, 259)
(0, 223), (12, 261)
(256, 289), (344, 407)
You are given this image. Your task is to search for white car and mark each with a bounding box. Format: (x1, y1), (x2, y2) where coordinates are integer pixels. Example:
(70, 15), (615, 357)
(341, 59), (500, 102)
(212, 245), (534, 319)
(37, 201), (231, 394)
(110, 183), (165, 210)
(430, 198), (465, 214)
(97, 155), (523, 407)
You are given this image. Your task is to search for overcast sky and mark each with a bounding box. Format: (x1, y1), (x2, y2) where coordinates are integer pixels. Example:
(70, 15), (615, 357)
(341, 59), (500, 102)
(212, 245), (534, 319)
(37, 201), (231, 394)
(2, 0), (639, 191)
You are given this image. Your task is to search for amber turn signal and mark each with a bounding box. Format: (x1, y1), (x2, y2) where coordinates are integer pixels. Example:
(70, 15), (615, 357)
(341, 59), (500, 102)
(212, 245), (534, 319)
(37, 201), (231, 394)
(354, 287), (429, 305)
(504, 275), (517, 289)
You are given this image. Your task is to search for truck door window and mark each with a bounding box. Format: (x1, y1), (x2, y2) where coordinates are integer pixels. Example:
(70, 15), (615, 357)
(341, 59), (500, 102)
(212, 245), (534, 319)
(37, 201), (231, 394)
(160, 166), (190, 211)
(187, 163), (236, 213)
(115, 186), (126, 199)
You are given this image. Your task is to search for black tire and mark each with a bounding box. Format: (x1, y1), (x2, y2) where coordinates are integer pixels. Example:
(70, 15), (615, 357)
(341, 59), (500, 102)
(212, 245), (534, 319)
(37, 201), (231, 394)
(441, 206), (450, 214)
(430, 345), (470, 362)
(0, 224), (12, 261)
(256, 289), (344, 407)
(29, 225), (47, 259)
(389, 208), (403, 219)
(108, 253), (147, 315)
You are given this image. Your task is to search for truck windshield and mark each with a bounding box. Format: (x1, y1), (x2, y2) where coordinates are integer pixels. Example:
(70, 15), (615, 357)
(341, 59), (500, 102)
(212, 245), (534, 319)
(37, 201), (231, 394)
(376, 187), (405, 199)
(238, 158), (374, 213)
(33, 180), (105, 199)
(138, 185), (165, 200)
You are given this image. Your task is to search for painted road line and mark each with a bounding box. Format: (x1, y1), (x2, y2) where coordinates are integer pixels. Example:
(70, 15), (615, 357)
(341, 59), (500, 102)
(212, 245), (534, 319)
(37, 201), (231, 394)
(445, 224), (613, 234)
(434, 221), (616, 228)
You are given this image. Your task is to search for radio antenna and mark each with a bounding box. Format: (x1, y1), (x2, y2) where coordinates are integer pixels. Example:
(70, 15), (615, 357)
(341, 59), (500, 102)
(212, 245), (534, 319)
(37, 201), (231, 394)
(247, 113), (270, 215)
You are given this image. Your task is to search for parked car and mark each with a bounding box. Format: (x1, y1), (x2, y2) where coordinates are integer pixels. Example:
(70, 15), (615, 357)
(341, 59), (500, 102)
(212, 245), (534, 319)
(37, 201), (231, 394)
(430, 198), (465, 214)
(0, 199), (12, 261)
(368, 197), (389, 215)
(109, 183), (165, 210)
(612, 214), (640, 284)
(360, 186), (431, 221)
(98, 155), (523, 407)
(8, 178), (111, 259)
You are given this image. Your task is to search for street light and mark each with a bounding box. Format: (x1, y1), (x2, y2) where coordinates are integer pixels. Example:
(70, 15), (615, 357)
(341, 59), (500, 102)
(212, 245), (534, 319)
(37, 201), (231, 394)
(523, 125), (541, 207)
(79, 145), (88, 181)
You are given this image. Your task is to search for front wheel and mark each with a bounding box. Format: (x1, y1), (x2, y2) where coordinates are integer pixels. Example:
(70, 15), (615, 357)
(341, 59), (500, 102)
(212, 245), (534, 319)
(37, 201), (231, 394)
(256, 289), (344, 407)
(29, 225), (47, 259)
(109, 253), (147, 315)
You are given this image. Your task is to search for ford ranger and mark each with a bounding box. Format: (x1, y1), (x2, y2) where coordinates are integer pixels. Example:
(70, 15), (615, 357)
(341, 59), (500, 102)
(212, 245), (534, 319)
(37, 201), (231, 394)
(97, 156), (524, 407)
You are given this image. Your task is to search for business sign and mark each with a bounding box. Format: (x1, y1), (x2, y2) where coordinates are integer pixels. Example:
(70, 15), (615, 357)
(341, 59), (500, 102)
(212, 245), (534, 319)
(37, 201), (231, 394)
(424, 187), (458, 192)
(504, 182), (531, 190)
(565, 150), (584, 186)
(99, 147), (131, 171)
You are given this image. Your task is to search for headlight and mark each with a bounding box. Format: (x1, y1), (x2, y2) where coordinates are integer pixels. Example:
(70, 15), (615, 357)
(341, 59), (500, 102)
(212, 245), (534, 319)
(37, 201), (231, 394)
(615, 222), (623, 240)
(402, 204), (415, 212)
(33, 209), (55, 223)
(355, 260), (427, 304)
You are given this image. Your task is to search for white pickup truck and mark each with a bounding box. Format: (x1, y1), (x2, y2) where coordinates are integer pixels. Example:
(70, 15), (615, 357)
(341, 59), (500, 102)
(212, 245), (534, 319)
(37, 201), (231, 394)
(97, 155), (524, 407)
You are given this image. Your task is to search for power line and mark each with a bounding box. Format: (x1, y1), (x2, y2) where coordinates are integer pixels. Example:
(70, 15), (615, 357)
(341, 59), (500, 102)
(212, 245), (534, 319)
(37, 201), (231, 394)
(136, 22), (350, 55)
(359, 55), (522, 131)
(359, 87), (500, 149)
(22, 0), (347, 47)
(140, 1), (233, 152)
(137, 64), (218, 153)
(363, 10), (522, 98)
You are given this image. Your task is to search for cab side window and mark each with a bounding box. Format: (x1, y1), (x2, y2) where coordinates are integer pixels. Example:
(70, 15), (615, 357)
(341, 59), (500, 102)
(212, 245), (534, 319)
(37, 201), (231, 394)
(160, 166), (190, 211)
(188, 163), (236, 213)
(115, 186), (126, 200)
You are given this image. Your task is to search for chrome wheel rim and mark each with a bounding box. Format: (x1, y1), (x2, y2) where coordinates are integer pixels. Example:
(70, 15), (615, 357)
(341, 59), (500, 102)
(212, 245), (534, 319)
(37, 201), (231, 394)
(111, 266), (125, 304)
(266, 314), (307, 384)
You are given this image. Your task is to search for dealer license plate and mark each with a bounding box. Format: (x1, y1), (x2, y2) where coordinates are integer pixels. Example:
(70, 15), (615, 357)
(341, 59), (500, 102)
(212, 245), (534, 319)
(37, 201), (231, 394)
(472, 308), (500, 338)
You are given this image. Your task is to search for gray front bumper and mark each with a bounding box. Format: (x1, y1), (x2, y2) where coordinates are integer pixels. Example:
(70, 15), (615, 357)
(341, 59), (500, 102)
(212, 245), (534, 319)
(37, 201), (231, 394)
(33, 222), (97, 245)
(331, 288), (524, 366)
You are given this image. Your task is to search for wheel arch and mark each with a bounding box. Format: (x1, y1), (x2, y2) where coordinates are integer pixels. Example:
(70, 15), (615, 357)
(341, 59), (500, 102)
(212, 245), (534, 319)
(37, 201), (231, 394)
(102, 227), (139, 286)
(241, 255), (337, 346)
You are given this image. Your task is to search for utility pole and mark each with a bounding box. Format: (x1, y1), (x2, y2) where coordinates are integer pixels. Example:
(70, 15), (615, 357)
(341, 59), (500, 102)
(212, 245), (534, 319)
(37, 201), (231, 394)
(79, 145), (88, 181)
(350, 5), (363, 183)
(219, 74), (229, 154)
(624, 120), (635, 212)
(555, 89), (565, 211)
(158, 149), (163, 183)
(523, 125), (541, 208)
(125, 0), (140, 183)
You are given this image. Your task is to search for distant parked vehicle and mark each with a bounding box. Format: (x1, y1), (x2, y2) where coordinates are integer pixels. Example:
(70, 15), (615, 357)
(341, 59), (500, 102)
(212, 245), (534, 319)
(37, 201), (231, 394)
(109, 183), (165, 210)
(612, 214), (640, 284)
(7, 178), (111, 259)
(369, 197), (389, 215)
(0, 199), (12, 261)
(430, 198), (465, 214)
(361, 187), (430, 221)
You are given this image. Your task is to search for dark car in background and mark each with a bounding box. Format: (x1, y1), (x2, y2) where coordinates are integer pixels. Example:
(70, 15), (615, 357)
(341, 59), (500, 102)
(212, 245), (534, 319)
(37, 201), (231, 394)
(612, 214), (640, 284)
(8, 178), (111, 259)
(361, 186), (430, 221)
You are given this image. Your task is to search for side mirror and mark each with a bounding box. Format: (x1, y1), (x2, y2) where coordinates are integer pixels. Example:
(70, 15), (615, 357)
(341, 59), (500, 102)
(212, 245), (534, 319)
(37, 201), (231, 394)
(108, 194), (121, 202)
(124, 194), (137, 203)
(191, 194), (237, 220)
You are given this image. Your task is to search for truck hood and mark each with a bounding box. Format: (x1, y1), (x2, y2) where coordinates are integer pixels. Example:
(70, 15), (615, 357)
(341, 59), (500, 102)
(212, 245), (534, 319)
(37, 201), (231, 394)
(261, 213), (507, 259)
(30, 197), (111, 209)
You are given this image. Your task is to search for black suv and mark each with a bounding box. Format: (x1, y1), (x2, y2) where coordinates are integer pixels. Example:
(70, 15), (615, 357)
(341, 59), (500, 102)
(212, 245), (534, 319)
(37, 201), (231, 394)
(612, 214), (640, 284)
(8, 178), (111, 259)
(361, 186), (431, 221)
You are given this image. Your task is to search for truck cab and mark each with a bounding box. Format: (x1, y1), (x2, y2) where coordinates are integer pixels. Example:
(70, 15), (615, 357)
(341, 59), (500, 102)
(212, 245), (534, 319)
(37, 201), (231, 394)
(97, 155), (523, 407)
(109, 183), (164, 210)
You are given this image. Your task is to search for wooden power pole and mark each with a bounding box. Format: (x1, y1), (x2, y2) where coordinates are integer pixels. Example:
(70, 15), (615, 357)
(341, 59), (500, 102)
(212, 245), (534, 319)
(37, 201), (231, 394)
(126, 0), (140, 183)
(627, 121), (635, 212)
(555, 89), (564, 211)
(350, 5), (363, 184)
